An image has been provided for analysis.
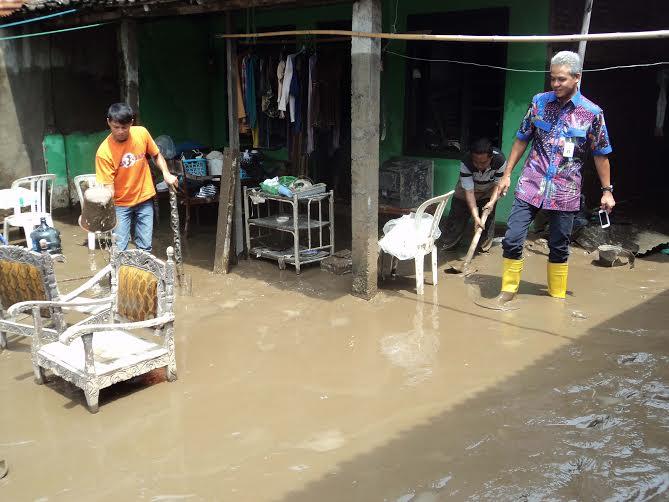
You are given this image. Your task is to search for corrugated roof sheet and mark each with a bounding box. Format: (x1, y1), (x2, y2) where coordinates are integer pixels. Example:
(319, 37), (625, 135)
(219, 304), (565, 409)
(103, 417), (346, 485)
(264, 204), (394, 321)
(4, 0), (186, 19)
(0, 0), (27, 18)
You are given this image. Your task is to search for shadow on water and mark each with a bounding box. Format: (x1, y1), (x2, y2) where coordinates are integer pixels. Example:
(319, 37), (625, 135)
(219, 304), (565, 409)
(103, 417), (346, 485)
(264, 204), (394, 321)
(381, 288), (578, 344)
(37, 367), (168, 412)
(278, 290), (669, 501)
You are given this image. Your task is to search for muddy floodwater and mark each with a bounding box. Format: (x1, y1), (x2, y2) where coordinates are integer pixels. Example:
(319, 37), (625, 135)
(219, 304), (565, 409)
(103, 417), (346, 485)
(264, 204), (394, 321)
(1, 216), (668, 501)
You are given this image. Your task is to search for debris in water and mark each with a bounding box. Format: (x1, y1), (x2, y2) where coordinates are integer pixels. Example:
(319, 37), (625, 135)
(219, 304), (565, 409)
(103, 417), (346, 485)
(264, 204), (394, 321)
(618, 353), (653, 365)
(586, 415), (608, 428)
(321, 249), (352, 275)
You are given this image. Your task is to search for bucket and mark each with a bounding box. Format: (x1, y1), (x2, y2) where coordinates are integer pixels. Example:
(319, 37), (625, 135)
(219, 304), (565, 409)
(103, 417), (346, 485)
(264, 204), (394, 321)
(208, 158), (223, 176)
(597, 244), (635, 268)
(79, 185), (116, 233)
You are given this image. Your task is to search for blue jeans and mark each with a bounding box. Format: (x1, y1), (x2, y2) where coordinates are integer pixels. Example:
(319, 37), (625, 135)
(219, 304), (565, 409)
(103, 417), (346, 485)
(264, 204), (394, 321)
(114, 199), (154, 252)
(502, 198), (576, 264)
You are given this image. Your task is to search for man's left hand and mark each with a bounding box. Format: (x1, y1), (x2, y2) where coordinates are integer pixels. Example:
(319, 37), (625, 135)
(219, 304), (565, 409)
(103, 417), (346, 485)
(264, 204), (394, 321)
(164, 172), (179, 190)
(601, 191), (615, 213)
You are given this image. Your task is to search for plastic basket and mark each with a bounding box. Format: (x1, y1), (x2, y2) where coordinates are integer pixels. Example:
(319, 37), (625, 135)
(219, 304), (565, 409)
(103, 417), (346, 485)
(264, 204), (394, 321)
(183, 158), (207, 177)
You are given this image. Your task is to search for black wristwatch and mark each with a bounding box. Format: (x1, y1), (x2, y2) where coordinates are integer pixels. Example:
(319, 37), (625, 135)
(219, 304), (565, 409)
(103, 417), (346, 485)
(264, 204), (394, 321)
(601, 185), (613, 193)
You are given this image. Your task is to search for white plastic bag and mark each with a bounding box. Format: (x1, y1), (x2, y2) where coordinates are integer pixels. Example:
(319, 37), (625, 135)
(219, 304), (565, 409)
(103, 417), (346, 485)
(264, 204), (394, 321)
(378, 213), (440, 261)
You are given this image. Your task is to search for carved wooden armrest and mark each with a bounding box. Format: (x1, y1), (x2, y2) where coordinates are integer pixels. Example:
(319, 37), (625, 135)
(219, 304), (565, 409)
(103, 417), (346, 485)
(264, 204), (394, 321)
(69, 308), (113, 329)
(60, 265), (113, 302)
(59, 313), (176, 345)
(0, 319), (58, 339)
(7, 297), (113, 317)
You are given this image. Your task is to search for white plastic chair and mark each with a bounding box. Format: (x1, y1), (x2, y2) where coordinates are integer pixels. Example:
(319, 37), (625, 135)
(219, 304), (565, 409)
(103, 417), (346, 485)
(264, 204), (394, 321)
(74, 174), (99, 251)
(380, 191), (454, 295)
(2, 174), (55, 247)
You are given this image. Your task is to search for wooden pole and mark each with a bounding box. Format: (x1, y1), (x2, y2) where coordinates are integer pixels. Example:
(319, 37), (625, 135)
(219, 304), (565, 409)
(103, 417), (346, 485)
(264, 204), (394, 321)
(214, 148), (239, 274)
(213, 12), (240, 274)
(216, 28), (669, 44)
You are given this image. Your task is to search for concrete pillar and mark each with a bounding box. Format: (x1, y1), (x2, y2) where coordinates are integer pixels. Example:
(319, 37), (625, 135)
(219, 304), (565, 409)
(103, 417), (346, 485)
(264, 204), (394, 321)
(118, 19), (139, 119)
(350, 0), (381, 300)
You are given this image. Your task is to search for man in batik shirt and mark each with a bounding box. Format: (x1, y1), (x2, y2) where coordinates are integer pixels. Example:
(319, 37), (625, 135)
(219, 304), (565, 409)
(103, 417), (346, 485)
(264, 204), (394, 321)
(496, 51), (615, 300)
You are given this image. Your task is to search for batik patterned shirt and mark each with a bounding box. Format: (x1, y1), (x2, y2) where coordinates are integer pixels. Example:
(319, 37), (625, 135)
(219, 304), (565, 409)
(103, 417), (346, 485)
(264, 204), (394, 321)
(515, 90), (612, 211)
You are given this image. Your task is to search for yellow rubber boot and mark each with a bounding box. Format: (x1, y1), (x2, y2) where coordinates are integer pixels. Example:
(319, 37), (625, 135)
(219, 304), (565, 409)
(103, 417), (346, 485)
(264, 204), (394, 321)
(501, 258), (524, 294)
(547, 262), (568, 299)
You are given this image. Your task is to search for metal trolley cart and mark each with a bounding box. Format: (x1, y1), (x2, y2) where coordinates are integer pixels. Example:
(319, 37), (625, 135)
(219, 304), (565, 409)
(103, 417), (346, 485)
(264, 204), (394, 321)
(243, 187), (335, 274)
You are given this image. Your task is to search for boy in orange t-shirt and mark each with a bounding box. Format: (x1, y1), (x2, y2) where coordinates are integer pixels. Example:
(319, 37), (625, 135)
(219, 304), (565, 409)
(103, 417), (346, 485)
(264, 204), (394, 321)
(96, 103), (177, 251)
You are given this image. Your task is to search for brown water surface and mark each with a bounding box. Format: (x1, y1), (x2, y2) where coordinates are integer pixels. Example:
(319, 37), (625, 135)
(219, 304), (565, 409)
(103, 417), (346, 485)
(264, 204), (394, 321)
(1, 216), (667, 501)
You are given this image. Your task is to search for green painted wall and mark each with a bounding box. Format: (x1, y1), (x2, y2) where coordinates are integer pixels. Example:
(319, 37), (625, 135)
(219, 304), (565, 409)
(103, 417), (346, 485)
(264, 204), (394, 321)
(43, 134), (67, 188)
(64, 131), (109, 179)
(44, 131), (108, 198)
(138, 16), (218, 146)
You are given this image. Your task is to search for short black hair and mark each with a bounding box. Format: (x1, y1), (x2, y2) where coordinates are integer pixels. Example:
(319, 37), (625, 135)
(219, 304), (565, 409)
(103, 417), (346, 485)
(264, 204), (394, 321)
(470, 137), (493, 155)
(107, 103), (134, 124)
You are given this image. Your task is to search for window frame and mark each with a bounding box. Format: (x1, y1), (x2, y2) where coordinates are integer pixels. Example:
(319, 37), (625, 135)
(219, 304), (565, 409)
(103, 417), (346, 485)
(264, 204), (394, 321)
(402, 7), (510, 159)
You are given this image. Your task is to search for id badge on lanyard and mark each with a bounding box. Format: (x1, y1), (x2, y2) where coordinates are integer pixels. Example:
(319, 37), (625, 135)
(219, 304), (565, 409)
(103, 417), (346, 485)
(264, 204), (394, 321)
(563, 137), (575, 158)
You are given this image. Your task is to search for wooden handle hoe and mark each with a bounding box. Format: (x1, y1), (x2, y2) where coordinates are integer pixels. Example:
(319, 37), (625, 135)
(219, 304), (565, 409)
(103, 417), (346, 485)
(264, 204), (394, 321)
(446, 206), (492, 276)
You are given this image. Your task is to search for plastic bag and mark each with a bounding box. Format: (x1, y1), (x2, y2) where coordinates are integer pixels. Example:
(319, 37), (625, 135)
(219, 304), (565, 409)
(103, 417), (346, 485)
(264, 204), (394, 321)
(155, 135), (176, 160)
(260, 176), (297, 196)
(378, 213), (440, 261)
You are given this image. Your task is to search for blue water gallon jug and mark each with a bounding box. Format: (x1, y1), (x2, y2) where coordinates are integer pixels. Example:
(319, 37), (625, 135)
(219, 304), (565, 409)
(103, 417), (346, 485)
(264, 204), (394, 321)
(30, 217), (62, 254)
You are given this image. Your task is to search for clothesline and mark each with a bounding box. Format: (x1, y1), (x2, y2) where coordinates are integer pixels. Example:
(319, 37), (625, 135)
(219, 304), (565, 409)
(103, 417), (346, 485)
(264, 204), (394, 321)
(0, 22), (105, 41)
(216, 29), (669, 44)
(385, 50), (669, 73)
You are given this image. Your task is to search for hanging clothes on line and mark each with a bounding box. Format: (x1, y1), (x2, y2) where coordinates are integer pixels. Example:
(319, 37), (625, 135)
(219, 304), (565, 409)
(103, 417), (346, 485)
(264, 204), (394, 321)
(307, 53), (317, 155)
(289, 53), (304, 131)
(656, 69), (668, 137)
(234, 40), (347, 156)
(237, 54), (249, 134)
(276, 57), (286, 114)
(311, 49), (344, 155)
(278, 54), (294, 118)
(244, 54), (258, 130)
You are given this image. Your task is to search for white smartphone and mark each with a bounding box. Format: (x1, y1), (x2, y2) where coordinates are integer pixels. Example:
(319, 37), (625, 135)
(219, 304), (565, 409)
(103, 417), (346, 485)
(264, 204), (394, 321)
(598, 209), (610, 229)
